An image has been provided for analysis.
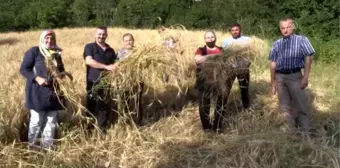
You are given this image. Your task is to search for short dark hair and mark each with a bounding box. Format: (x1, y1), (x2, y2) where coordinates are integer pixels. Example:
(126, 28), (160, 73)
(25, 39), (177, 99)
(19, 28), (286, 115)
(230, 23), (241, 30)
(97, 26), (107, 31)
(279, 17), (295, 29)
(122, 33), (134, 41)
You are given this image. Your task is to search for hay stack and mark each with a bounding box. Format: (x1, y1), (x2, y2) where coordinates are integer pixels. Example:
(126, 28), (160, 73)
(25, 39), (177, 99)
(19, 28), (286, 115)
(54, 77), (85, 118)
(92, 42), (190, 121)
(104, 43), (178, 91)
(197, 41), (260, 95)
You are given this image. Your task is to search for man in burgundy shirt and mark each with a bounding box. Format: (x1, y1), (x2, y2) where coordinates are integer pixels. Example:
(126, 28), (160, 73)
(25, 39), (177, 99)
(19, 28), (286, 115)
(194, 31), (231, 133)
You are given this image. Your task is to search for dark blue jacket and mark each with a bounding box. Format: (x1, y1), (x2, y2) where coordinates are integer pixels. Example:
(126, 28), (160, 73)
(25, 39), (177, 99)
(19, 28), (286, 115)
(20, 46), (64, 111)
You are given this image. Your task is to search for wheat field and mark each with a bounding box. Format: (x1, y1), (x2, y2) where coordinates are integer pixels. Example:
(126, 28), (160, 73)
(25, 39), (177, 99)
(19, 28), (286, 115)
(0, 27), (339, 168)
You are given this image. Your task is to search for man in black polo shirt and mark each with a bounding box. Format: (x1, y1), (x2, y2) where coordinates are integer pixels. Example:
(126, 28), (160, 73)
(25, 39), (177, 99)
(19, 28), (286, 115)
(83, 26), (117, 134)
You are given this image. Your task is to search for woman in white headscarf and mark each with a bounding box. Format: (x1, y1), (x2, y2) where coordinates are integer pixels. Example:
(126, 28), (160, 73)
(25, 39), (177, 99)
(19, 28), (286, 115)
(20, 30), (70, 150)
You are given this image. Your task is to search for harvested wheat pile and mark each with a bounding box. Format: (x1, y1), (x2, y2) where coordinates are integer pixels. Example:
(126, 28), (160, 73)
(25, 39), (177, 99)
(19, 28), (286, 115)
(105, 44), (178, 91)
(54, 77), (85, 119)
(90, 41), (193, 122)
(198, 39), (263, 95)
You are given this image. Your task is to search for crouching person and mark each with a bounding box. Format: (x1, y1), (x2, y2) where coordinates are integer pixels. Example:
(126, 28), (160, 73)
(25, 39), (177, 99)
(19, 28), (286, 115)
(20, 30), (70, 150)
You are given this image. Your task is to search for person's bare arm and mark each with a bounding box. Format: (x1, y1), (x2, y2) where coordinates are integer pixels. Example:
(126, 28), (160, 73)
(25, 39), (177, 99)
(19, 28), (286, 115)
(85, 56), (116, 71)
(195, 54), (220, 64)
(195, 54), (206, 64)
(301, 56), (312, 89)
(270, 61), (277, 95)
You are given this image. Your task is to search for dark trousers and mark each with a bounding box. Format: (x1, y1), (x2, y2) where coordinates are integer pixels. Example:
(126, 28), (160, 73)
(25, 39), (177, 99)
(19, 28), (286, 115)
(195, 65), (234, 132)
(232, 69), (250, 109)
(86, 81), (117, 134)
(199, 91), (230, 132)
(135, 82), (144, 125)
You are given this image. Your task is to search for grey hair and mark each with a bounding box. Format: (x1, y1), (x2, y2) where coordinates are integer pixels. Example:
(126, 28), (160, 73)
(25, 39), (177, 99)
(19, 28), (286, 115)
(204, 30), (216, 38)
(122, 33), (134, 41)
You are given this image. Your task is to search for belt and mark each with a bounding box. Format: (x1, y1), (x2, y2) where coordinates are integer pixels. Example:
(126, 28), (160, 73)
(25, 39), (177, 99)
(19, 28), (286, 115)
(276, 68), (301, 74)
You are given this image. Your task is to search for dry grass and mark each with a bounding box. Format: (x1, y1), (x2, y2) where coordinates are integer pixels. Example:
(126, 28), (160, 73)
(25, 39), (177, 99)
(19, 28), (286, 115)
(198, 40), (263, 95)
(0, 27), (339, 168)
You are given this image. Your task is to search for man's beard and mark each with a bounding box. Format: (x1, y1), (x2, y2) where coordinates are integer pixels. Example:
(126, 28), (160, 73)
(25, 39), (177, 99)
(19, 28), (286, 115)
(206, 41), (216, 48)
(97, 38), (106, 43)
(233, 34), (241, 39)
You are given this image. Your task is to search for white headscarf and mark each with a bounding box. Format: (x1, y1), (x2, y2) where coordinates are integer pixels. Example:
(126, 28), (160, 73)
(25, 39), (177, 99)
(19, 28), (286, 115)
(39, 30), (62, 58)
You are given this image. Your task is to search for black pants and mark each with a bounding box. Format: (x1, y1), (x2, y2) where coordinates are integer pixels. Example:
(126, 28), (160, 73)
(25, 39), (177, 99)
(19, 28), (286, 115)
(86, 81), (117, 134)
(198, 90), (230, 132)
(196, 65), (232, 132)
(233, 70), (250, 109)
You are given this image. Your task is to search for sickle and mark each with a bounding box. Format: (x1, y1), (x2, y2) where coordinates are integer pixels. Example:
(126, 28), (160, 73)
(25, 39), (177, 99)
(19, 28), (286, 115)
(56, 71), (73, 81)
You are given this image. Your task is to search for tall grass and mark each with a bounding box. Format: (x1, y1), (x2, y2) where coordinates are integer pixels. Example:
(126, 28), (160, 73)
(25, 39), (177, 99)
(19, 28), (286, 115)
(0, 27), (339, 168)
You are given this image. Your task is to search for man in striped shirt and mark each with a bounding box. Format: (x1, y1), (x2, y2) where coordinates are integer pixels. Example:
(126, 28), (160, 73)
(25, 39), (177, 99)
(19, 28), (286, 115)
(269, 17), (314, 134)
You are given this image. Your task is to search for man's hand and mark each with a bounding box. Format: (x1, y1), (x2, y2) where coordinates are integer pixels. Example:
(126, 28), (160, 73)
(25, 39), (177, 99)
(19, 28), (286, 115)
(271, 80), (277, 95)
(35, 76), (48, 86)
(301, 77), (308, 89)
(104, 64), (117, 71)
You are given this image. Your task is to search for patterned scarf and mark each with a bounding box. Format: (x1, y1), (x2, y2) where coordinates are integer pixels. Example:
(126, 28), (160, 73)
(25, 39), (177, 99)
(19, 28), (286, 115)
(39, 30), (62, 56)
(38, 30), (62, 68)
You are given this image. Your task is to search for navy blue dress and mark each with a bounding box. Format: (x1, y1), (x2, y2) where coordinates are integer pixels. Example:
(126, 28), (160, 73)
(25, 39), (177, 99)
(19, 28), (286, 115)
(20, 46), (65, 112)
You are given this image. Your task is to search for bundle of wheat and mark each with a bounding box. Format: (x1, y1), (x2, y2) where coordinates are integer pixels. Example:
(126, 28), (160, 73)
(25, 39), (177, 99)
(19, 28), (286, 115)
(54, 77), (85, 119)
(197, 43), (259, 96)
(89, 42), (191, 123)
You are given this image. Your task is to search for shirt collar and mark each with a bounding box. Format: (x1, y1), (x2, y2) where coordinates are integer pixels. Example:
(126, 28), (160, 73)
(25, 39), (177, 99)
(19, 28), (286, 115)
(282, 34), (295, 40)
(94, 42), (111, 50)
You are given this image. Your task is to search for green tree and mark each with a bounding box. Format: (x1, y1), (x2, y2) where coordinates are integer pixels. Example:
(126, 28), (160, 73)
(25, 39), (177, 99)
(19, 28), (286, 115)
(33, 0), (73, 28)
(91, 0), (117, 26)
(71, 0), (93, 27)
(113, 0), (145, 27)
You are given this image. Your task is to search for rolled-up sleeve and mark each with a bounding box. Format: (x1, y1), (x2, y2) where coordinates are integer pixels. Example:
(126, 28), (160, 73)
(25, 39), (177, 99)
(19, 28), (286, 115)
(20, 48), (36, 82)
(268, 43), (278, 62)
(83, 44), (93, 59)
(301, 37), (315, 57)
